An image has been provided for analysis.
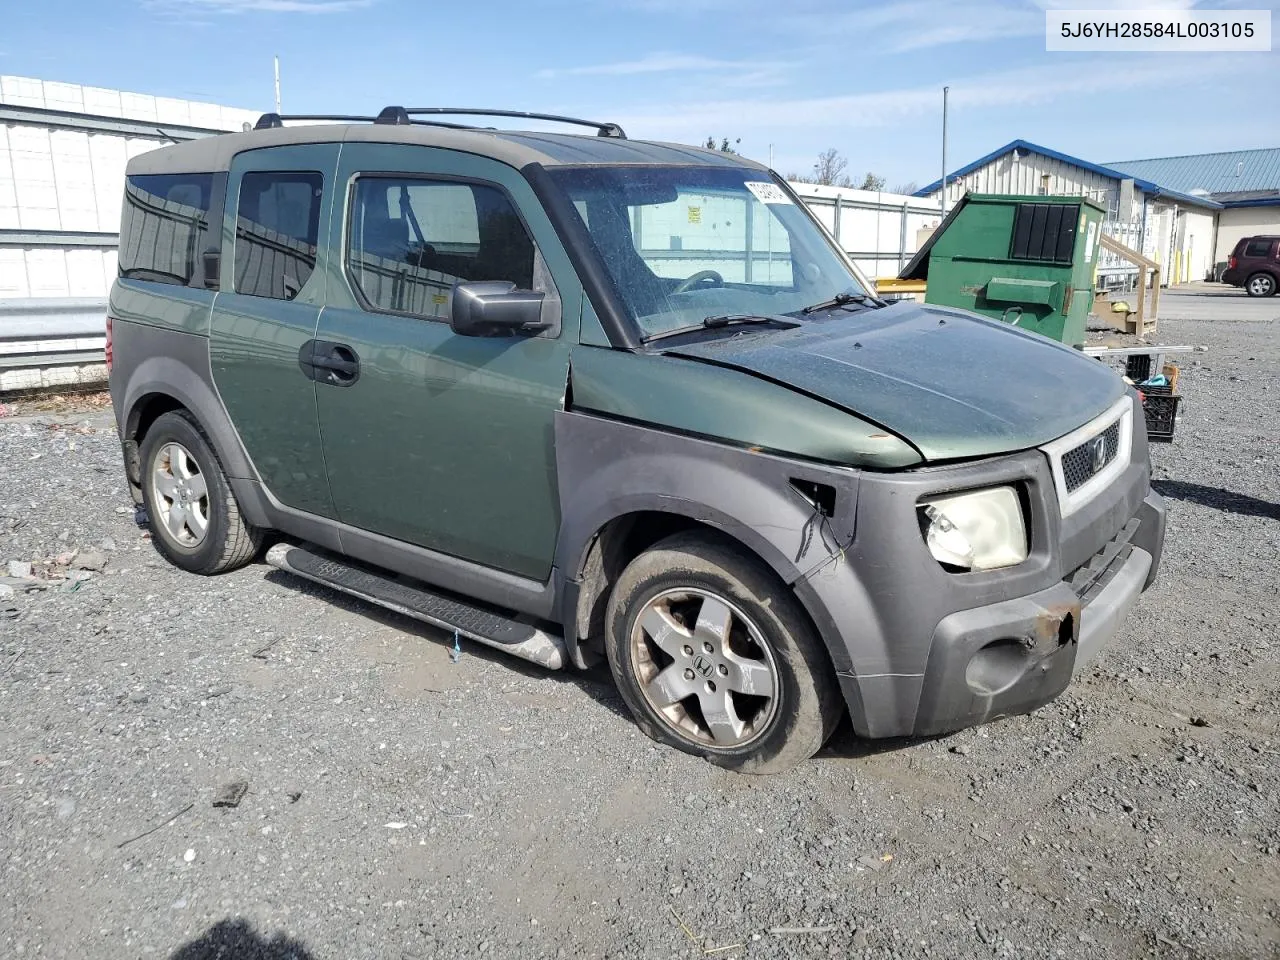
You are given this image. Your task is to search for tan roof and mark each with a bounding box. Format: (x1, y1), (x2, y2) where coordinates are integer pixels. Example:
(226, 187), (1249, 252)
(126, 122), (766, 176)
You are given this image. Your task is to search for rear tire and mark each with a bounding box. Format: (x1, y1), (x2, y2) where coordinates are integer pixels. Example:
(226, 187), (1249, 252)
(604, 532), (842, 774)
(1246, 272), (1276, 297)
(139, 410), (262, 574)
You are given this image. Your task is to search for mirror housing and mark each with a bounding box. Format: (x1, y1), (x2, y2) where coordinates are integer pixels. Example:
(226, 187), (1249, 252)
(450, 281), (548, 337)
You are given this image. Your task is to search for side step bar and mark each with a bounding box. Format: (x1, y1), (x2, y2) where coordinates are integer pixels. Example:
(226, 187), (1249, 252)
(265, 543), (567, 670)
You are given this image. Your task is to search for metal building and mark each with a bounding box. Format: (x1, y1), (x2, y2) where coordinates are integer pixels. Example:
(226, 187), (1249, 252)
(0, 75), (256, 391)
(916, 139), (1280, 288)
(1106, 148), (1280, 265)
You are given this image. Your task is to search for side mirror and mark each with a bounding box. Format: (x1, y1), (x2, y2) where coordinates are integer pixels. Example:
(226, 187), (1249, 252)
(450, 281), (547, 337)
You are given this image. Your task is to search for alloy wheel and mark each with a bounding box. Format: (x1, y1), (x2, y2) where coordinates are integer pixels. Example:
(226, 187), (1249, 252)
(1248, 274), (1275, 296)
(629, 587), (779, 748)
(150, 441), (210, 546)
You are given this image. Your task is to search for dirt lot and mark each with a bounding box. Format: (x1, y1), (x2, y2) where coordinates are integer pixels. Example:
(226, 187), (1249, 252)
(1, 287), (1277, 959)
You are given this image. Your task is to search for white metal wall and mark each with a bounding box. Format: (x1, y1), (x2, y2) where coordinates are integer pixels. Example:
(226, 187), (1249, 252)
(0, 76), (258, 389)
(786, 182), (942, 278)
(0, 76), (258, 302)
(1214, 205), (1280, 263)
(0, 76), (258, 129)
(1175, 206), (1217, 283)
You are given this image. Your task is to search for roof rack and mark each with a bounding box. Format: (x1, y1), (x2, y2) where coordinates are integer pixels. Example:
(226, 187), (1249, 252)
(254, 108), (627, 139)
(371, 107), (473, 130)
(254, 113), (376, 130)
(385, 107), (626, 139)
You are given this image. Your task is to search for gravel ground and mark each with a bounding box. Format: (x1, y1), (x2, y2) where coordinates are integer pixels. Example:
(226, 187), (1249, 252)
(1, 287), (1277, 960)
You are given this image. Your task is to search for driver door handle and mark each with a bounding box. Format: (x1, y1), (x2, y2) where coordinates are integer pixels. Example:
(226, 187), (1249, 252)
(299, 340), (361, 387)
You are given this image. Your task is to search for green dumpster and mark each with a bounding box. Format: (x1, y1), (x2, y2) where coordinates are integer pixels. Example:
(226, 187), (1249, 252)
(900, 193), (1106, 347)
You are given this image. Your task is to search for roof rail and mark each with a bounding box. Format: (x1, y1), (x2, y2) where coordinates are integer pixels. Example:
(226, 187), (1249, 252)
(374, 106), (411, 126)
(254, 108), (628, 139)
(372, 106), (475, 130)
(389, 107), (626, 139)
(254, 113), (376, 130)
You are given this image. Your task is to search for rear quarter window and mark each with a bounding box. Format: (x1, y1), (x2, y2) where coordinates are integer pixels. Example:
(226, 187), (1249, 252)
(1243, 238), (1274, 258)
(118, 173), (216, 286)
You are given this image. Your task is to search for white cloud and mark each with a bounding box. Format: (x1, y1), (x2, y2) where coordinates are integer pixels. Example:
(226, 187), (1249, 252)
(535, 52), (792, 88)
(542, 54), (750, 77)
(778, 0), (1042, 52)
(609, 53), (1252, 141)
(151, 0), (372, 12)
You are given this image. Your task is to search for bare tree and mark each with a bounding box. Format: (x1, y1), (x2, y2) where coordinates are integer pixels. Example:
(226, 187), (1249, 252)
(891, 180), (920, 195)
(812, 148), (850, 187)
(858, 172), (887, 191)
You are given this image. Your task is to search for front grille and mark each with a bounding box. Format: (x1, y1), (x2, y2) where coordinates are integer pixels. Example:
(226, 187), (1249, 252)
(1061, 420), (1121, 493)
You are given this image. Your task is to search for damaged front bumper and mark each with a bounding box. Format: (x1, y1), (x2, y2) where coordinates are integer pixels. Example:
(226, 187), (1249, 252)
(910, 495), (1163, 737)
(806, 397), (1165, 740)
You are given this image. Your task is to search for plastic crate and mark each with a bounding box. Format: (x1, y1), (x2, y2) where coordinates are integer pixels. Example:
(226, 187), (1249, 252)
(1125, 354), (1153, 383)
(1140, 383), (1180, 442)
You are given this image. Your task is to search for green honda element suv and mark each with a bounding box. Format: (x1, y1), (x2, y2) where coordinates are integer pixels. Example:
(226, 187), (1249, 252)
(107, 107), (1166, 773)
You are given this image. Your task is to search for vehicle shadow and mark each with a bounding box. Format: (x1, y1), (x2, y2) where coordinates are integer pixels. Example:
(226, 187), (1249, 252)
(815, 714), (941, 761)
(169, 918), (314, 960)
(260, 567), (633, 723)
(1152, 479), (1280, 521)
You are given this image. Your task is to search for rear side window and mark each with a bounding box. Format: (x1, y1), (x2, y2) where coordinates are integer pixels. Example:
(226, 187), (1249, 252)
(234, 171), (323, 301)
(118, 174), (215, 286)
(1243, 238), (1274, 258)
(346, 177), (534, 320)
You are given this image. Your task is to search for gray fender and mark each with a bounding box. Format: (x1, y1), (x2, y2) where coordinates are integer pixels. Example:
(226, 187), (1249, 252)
(111, 321), (269, 527)
(553, 410), (886, 732)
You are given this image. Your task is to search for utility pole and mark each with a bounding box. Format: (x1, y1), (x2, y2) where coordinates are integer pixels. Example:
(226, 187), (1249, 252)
(941, 85), (949, 217)
(274, 56), (282, 114)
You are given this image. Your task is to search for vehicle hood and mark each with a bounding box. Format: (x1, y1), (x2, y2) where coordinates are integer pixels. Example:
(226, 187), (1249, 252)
(662, 300), (1125, 462)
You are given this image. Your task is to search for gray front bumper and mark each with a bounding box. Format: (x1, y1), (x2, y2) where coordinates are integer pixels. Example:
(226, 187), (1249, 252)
(909, 534), (1155, 738)
(1072, 546), (1152, 676)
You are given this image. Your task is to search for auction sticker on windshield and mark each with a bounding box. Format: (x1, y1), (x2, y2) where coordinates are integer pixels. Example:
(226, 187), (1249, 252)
(745, 181), (792, 205)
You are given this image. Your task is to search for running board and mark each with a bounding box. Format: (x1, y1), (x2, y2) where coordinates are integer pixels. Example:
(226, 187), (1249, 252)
(265, 543), (566, 670)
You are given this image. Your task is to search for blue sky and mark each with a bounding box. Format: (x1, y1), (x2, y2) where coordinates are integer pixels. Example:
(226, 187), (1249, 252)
(3, 0), (1278, 189)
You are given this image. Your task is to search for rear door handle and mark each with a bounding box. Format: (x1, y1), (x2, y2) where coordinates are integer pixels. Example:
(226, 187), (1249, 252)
(299, 340), (360, 387)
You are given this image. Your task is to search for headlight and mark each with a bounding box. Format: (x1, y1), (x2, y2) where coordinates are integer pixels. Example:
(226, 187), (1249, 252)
(919, 486), (1028, 571)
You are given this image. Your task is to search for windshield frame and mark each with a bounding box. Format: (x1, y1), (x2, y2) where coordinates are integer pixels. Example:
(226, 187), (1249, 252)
(537, 162), (877, 348)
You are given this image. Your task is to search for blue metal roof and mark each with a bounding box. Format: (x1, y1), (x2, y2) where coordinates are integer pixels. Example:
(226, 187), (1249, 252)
(914, 138), (1223, 210)
(1104, 148), (1280, 199)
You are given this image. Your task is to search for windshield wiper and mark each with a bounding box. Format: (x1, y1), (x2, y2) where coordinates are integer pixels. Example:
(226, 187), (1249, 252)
(642, 314), (801, 344)
(800, 291), (885, 314)
(702, 314), (801, 329)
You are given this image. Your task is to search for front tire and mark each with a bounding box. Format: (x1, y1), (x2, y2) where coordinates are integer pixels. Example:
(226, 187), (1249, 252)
(604, 532), (842, 774)
(1246, 272), (1276, 297)
(139, 410), (262, 574)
